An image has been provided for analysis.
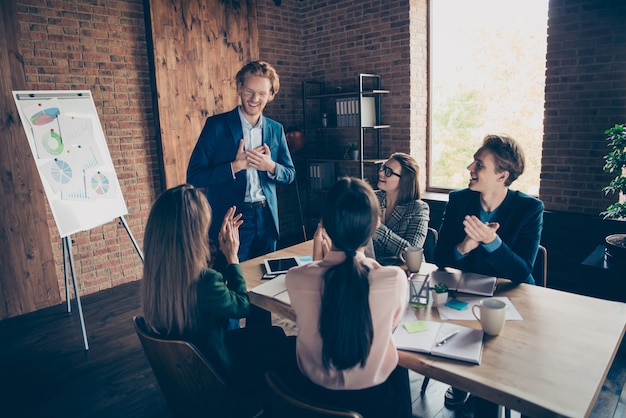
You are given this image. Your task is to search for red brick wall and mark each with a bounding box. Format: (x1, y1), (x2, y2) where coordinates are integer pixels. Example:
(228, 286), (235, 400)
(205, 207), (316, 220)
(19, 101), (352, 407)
(16, 0), (159, 297)
(257, 0), (424, 241)
(13, 0), (626, 301)
(541, 0), (626, 215)
(256, 0), (308, 243)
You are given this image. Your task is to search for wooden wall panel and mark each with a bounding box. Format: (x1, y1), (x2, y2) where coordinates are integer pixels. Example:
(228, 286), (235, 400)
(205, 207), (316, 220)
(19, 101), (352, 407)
(146, 0), (259, 188)
(0, 0), (60, 319)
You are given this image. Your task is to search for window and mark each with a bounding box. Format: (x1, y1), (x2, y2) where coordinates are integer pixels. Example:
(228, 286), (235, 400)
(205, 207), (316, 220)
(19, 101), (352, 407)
(429, 0), (548, 195)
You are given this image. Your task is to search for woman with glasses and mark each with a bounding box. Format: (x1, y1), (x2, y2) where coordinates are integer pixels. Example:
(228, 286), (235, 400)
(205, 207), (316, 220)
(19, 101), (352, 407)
(373, 152), (430, 258)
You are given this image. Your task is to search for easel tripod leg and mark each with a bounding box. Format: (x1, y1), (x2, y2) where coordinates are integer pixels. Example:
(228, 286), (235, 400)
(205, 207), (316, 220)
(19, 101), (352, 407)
(119, 216), (144, 262)
(62, 238), (71, 313)
(63, 236), (89, 350)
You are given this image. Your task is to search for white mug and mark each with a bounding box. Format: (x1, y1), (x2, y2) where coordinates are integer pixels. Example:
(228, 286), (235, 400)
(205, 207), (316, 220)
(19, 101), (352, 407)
(472, 298), (507, 336)
(400, 246), (423, 273)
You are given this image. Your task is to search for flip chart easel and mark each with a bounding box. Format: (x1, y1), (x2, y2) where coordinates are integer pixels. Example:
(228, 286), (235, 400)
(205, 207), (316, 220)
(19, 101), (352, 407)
(12, 90), (143, 350)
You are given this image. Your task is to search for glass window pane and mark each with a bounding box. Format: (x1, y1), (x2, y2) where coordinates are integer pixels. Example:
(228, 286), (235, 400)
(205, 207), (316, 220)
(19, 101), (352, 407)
(429, 0), (548, 195)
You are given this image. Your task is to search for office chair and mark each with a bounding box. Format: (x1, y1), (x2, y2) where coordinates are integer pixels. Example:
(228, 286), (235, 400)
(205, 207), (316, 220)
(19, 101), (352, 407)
(423, 227), (438, 263)
(265, 371), (364, 418)
(132, 316), (264, 418)
(532, 244), (548, 287)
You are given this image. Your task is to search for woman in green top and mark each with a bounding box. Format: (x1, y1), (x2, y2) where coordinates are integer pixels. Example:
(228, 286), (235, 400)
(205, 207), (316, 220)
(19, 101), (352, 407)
(141, 184), (292, 393)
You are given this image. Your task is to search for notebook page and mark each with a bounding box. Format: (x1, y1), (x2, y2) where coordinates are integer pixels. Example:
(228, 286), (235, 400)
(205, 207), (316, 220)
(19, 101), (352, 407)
(430, 322), (483, 364)
(250, 274), (289, 300)
(392, 320), (441, 354)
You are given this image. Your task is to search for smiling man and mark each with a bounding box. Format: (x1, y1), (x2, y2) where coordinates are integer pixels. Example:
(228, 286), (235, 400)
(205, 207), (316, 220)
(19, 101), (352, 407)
(187, 61), (295, 262)
(432, 134), (544, 417)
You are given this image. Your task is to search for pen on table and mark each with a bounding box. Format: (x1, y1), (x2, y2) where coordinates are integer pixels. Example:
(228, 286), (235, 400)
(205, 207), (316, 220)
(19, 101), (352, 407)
(435, 330), (460, 346)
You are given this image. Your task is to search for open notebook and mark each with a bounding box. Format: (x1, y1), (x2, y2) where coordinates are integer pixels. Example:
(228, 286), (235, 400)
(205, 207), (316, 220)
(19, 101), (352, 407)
(393, 320), (484, 364)
(429, 269), (497, 296)
(249, 274), (290, 304)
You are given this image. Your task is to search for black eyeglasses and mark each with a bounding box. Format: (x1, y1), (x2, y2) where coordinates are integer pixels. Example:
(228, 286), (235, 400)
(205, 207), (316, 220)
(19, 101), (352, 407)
(380, 165), (401, 178)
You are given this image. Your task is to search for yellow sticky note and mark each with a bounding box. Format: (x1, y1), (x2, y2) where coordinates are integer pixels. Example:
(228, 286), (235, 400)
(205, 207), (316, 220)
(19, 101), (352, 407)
(403, 321), (429, 333)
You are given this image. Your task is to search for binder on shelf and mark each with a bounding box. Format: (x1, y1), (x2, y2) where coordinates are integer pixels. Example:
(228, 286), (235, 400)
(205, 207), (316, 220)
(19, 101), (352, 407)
(335, 97), (363, 127)
(309, 162), (335, 190)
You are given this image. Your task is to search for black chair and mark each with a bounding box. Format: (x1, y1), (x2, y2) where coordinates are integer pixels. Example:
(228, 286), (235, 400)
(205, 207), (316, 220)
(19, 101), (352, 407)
(532, 244), (548, 287)
(132, 316), (264, 418)
(265, 371), (364, 418)
(423, 227), (438, 263)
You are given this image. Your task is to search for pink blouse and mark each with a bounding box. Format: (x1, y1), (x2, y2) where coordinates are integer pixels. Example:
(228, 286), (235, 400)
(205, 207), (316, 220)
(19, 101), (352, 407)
(285, 250), (407, 390)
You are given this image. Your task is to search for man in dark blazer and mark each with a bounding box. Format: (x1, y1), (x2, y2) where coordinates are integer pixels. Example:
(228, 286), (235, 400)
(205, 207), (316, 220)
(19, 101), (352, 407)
(433, 134), (544, 416)
(187, 61), (295, 262)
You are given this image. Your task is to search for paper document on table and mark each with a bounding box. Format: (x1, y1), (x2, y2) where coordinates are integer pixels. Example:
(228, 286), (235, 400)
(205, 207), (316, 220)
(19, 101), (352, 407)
(429, 268), (497, 296)
(437, 296), (522, 321)
(250, 274), (290, 304)
(393, 320), (483, 364)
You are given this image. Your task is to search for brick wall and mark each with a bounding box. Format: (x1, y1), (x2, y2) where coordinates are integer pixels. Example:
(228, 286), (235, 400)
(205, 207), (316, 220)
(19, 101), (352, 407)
(256, 0), (308, 244)
(17, 0), (159, 297)
(541, 0), (626, 215)
(14, 0), (626, 300)
(257, 0), (425, 242)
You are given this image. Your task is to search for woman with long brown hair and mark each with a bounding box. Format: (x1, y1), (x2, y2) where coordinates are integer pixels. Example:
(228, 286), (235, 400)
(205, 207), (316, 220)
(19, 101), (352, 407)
(141, 184), (291, 397)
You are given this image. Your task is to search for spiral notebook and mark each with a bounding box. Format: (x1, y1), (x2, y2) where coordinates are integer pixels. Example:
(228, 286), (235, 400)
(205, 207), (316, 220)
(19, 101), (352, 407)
(250, 274), (290, 304)
(392, 320), (484, 364)
(428, 269), (497, 296)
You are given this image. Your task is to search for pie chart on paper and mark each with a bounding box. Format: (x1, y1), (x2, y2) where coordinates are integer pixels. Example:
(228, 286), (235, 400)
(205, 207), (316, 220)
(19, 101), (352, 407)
(41, 130), (64, 155)
(50, 159), (72, 184)
(90, 172), (110, 195)
(30, 107), (60, 125)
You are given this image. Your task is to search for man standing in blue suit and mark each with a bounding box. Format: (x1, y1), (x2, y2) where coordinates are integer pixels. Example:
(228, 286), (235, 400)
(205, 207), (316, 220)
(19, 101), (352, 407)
(187, 60), (295, 262)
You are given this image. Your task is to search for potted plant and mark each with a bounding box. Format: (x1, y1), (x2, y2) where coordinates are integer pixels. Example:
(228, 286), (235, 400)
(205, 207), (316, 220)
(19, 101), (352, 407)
(432, 283), (448, 305)
(601, 124), (626, 265)
(346, 141), (359, 160)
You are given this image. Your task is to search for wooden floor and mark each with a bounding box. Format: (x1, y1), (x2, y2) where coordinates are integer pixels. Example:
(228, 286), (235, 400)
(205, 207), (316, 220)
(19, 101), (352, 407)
(0, 279), (624, 418)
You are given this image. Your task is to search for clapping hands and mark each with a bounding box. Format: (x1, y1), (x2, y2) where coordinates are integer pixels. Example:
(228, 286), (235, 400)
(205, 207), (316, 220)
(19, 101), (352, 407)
(457, 215), (500, 255)
(313, 222), (332, 261)
(219, 206), (243, 264)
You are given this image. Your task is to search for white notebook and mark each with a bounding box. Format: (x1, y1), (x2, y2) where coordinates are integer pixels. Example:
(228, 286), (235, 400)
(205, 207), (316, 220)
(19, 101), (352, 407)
(249, 274), (290, 304)
(429, 269), (497, 296)
(393, 320), (484, 364)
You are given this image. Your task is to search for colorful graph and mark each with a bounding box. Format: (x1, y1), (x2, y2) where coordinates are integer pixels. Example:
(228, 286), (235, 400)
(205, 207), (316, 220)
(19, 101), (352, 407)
(41, 129), (63, 155)
(50, 159), (72, 184)
(30, 107), (60, 126)
(90, 172), (110, 195)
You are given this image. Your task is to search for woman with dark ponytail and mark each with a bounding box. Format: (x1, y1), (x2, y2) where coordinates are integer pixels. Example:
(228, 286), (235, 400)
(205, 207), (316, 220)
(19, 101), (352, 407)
(285, 177), (411, 417)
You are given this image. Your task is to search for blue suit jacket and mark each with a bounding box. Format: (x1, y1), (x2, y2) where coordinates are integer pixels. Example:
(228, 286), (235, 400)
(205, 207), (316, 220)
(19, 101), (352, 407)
(433, 188), (544, 284)
(186, 108), (295, 241)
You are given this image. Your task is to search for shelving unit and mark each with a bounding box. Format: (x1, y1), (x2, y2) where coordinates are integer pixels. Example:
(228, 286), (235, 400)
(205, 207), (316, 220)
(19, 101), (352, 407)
(302, 73), (390, 228)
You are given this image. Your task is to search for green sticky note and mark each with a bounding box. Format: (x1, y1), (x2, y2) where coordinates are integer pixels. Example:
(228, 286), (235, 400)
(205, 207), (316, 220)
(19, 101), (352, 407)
(403, 321), (429, 333)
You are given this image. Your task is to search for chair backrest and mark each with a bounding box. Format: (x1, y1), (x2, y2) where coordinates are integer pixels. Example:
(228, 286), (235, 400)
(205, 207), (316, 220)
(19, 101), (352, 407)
(532, 244), (548, 287)
(133, 316), (262, 417)
(423, 227), (438, 263)
(265, 371), (364, 418)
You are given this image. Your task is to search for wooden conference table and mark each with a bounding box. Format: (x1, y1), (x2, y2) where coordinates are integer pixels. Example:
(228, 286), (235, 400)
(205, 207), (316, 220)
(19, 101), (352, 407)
(241, 240), (626, 418)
